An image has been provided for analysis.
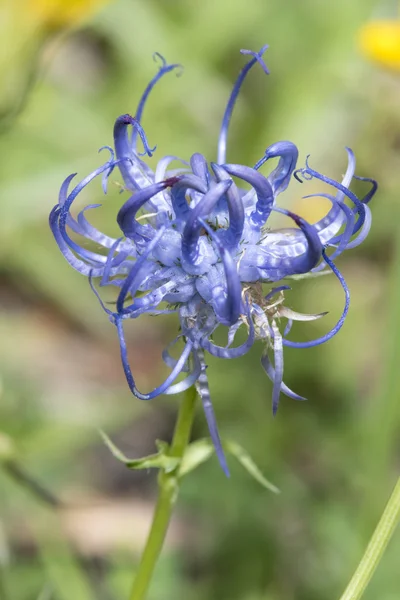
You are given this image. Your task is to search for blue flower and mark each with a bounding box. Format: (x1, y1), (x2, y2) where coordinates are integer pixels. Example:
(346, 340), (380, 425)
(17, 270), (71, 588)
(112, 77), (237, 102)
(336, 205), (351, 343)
(50, 47), (376, 475)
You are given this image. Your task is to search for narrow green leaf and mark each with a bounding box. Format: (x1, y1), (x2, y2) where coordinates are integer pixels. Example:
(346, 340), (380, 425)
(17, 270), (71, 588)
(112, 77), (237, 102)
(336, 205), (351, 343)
(100, 431), (180, 473)
(179, 438), (215, 477)
(224, 440), (280, 494)
(99, 430), (131, 462)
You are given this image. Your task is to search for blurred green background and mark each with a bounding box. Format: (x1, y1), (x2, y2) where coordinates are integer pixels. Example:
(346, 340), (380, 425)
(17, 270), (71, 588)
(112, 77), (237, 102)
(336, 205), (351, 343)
(1, 0), (400, 599)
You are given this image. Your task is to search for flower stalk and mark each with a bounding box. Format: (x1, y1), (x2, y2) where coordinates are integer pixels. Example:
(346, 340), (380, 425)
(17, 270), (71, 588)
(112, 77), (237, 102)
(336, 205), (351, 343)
(128, 385), (197, 600)
(339, 478), (400, 600)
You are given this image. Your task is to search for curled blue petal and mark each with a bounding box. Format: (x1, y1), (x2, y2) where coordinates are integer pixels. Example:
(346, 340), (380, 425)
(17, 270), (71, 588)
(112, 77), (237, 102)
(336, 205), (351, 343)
(195, 349), (230, 477)
(77, 205), (120, 249)
(117, 179), (178, 239)
(269, 207), (323, 275)
(162, 335), (189, 372)
(264, 285), (291, 302)
(190, 153), (210, 185)
(261, 353), (306, 401)
(282, 251), (350, 348)
(114, 114), (156, 191)
(254, 141), (298, 195)
(302, 152), (365, 236)
(226, 319), (244, 347)
(98, 145), (116, 193)
(354, 174), (378, 205)
(122, 281), (177, 317)
(51, 162), (119, 276)
(116, 226), (166, 313)
(50, 208), (104, 276)
(181, 180), (232, 273)
(345, 204), (372, 250)
(100, 238), (125, 287)
(115, 114), (155, 157)
(164, 350), (201, 395)
(199, 299), (255, 359)
(116, 315), (194, 400)
(198, 218), (242, 325)
(271, 322), (283, 416)
(89, 272), (116, 319)
(59, 161), (114, 231)
(170, 175), (207, 223)
(211, 163), (244, 247)
(133, 338), (193, 400)
(223, 163), (274, 230)
(300, 193), (355, 267)
(132, 54), (182, 152)
(115, 317), (137, 393)
(284, 319), (293, 336)
(217, 45), (269, 164)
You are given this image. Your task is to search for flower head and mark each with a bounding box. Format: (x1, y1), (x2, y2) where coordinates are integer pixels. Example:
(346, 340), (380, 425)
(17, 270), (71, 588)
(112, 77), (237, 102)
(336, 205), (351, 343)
(50, 47), (376, 475)
(358, 20), (400, 71)
(29, 0), (111, 29)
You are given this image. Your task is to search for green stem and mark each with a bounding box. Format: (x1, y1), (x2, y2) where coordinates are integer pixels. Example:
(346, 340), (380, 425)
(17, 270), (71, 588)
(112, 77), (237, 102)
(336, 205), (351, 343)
(362, 236), (400, 526)
(339, 478), (400, 600)
(128, 386), (197, 600)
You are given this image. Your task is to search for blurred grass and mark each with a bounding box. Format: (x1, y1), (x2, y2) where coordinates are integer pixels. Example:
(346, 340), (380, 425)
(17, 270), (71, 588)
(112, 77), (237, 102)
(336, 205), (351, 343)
(1, 0), (400, 599)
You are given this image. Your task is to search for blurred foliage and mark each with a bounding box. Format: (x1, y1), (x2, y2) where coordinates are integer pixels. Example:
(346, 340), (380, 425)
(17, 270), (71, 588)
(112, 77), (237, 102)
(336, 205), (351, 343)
(358, 20), (400, 71)
(29, 0), (112, 29)
(1, 0), (400, 599)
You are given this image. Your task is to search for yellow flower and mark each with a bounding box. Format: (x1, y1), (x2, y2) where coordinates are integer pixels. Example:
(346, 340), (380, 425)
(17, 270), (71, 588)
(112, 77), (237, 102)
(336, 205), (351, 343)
(358, 20), (400, 71)
(28, 0), (111, 29)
